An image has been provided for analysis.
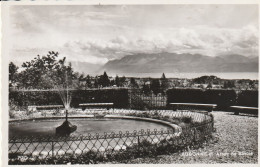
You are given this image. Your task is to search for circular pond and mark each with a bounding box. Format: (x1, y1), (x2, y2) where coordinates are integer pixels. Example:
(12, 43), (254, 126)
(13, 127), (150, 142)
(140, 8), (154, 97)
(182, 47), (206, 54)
(9, 118), (171, 137)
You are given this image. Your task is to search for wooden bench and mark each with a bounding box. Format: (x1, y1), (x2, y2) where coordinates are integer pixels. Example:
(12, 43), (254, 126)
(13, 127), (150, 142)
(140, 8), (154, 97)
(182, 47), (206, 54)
(28, 105), (64, 112)
(230, 106), (258, 115)
(79, 103), (114, 110)
(170, 103), (217, 112)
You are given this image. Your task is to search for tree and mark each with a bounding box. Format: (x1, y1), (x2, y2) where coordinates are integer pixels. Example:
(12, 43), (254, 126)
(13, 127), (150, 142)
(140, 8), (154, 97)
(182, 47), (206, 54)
(161, 72), (169, 91)
(9, 62), (18, 87)
(120, 76), (126, 86)
(206, 82), (213, 89)
(142, 83), (150, 95)
(115, 75), (120, 87)
(94, 76), (99, 88)
(223, 81), (236, 89)
(17, 51), (76, 89)
(99, 71), (110, 87)
(85, 75), (92, 89)
(161, 73), (166, 79)
(129, 78), (139, 88)
(150, 79), (161, 95)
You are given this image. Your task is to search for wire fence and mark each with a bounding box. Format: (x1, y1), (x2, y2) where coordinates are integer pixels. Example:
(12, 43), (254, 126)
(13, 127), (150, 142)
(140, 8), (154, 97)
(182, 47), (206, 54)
(9, 110), (214, 163)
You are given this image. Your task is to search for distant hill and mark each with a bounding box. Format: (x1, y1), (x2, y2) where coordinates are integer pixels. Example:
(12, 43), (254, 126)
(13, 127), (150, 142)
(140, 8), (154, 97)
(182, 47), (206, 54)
(70, 61), (102, 75)
(101, 53), (258, 73)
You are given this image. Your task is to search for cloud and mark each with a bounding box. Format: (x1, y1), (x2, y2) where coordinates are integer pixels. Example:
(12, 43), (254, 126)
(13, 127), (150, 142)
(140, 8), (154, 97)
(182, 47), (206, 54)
(60, 24), (258, 64)
(9, 5), (258, 65)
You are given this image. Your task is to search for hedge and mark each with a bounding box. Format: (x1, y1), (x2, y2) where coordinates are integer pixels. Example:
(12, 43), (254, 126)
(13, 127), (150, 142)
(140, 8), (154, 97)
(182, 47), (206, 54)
(9, 89), (129, 109)
(167, 88), (239, 110)
(237, 90), (258, 107)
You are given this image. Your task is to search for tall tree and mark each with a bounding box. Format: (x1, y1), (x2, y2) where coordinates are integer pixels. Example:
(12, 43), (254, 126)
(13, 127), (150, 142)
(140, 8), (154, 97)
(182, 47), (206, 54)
(129, 78), (139, 88)
(99, 71), (110, 87)
(9, 62), (19, 87)
(120, 76), (126, 86)
(115, 75), (120, 87)
(161, 73), (166, 79)
(161, 72), (169, 91)
(150, 79), (161, 95)
(142, 83), (150, 95)
(85, 75), (92, 89)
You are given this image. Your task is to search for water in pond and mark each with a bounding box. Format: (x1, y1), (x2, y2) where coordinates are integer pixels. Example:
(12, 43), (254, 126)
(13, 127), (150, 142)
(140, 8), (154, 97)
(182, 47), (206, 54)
(9, 118), (171, 137)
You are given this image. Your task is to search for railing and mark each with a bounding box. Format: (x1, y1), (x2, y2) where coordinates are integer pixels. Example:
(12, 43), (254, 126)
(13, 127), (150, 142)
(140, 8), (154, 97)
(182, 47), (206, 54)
(9, 110), (214, 164)
(129, 89), (167, 109)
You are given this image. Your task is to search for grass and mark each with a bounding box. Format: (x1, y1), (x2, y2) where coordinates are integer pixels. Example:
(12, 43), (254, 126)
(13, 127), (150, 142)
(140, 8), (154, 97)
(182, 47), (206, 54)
(127, 111), (258, 163)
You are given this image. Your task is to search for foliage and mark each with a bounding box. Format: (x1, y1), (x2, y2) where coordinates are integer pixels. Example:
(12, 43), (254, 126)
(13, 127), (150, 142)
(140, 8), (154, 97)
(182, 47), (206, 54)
(160, 73), (170, 93)
(9, 89), (129, 108)
(167, 88), (237, 110)
(142, 83), (151, 95)
(193, 75), (221, 85)
(99, 71), (110, 87)
(129, 78), (139, 88)
(237, 90), (258, 107)
(9, 62), (19, 87)
(16, 52), (78, 89)
(150, 79), (161, 95)
(223, 81), (236, 89)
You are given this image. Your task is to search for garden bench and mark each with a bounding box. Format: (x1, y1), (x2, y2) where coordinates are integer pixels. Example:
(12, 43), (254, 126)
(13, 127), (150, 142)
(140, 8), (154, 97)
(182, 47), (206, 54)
(230, 106), (258, 115)
(28, 105), (64, 112)
(79, 103), (114, 110)
(170, 103), (217, 112)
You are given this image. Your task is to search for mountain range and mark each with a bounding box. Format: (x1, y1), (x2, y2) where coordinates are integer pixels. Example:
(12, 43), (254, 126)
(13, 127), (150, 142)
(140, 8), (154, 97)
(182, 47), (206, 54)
(73, 53), (259, 74)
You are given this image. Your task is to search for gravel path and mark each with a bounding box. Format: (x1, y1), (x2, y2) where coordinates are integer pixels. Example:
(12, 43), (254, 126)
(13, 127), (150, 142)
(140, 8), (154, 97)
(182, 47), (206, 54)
(128, 111), (258, 164)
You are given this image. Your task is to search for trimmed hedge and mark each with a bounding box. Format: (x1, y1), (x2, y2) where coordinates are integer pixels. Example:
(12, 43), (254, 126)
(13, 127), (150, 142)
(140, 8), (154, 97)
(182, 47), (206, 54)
(167, 88), (241, 110)
(237, 90), (258, 107)
(203, 89), (237, 110)
(9, 88), (258, 110)
(9, 89), (129, 108)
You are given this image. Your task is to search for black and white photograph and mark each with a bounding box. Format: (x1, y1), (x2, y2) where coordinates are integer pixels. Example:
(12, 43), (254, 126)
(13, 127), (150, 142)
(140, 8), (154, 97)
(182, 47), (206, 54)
(1, 1), (259, 166)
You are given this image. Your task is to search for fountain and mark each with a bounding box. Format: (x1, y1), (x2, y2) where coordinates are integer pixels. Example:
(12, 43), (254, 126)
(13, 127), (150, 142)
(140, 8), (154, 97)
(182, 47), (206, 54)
(55, 72), (77, 136)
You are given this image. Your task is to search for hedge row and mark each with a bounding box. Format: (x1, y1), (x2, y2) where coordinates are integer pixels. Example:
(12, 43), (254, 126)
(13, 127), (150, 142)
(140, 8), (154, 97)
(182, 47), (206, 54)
(9, 89), (129, 108)
(237, 90), (258, 107)
(167, 89), (258, 109)
(9, 89), (258, 110)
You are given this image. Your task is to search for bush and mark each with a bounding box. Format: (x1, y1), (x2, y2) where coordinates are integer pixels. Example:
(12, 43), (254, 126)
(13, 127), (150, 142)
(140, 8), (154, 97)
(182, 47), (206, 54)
(9, 89), (129, 109)
(237, 90), (258, 107)
(204, 89), (237, 110)
(167, 89), (204, 105)
(167, 88), (237, 110)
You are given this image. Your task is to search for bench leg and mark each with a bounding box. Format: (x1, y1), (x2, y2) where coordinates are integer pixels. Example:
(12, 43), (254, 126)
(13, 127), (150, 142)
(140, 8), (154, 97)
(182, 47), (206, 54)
(234, 110), (239, 115)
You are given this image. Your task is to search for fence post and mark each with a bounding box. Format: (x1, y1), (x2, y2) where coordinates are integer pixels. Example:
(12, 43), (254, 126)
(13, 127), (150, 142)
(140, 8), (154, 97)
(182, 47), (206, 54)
(193, 128), (196, 144)
(137, 135), (140, 155)
(51, 141), (54, 157)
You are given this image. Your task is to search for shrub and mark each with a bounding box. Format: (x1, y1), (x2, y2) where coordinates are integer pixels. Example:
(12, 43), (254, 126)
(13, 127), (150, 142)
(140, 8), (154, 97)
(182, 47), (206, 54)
(9, 89), (129, 109)
(237, 90), (258, 107)
(167, 88), (237, 110)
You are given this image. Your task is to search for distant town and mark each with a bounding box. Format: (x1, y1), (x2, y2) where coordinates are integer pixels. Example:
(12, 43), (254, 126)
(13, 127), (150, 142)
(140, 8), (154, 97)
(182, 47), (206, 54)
(8, 52), (258, 92)
(76, 72), (258, 91)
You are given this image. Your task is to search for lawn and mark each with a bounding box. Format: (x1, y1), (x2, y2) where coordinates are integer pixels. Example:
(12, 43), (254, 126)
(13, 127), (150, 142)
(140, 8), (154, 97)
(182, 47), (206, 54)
(127, 111), (258, 164)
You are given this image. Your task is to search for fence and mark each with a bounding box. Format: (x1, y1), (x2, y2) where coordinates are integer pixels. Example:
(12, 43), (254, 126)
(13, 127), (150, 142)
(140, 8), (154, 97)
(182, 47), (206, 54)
(9, 110), (214, 164)
(129, 89), (167, 110)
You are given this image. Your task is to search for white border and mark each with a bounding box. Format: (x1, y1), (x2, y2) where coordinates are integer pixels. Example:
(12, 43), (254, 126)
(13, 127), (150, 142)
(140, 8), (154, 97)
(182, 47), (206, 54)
(1, 1), (259, 167)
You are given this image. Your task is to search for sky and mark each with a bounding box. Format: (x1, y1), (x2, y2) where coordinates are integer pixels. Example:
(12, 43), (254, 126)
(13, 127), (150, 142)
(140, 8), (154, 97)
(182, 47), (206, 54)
(9, 5), (258, 66)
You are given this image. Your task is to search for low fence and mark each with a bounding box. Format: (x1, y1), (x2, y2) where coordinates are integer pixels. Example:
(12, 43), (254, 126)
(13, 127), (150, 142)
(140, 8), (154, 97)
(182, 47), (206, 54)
(9, 110), (214, 164)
